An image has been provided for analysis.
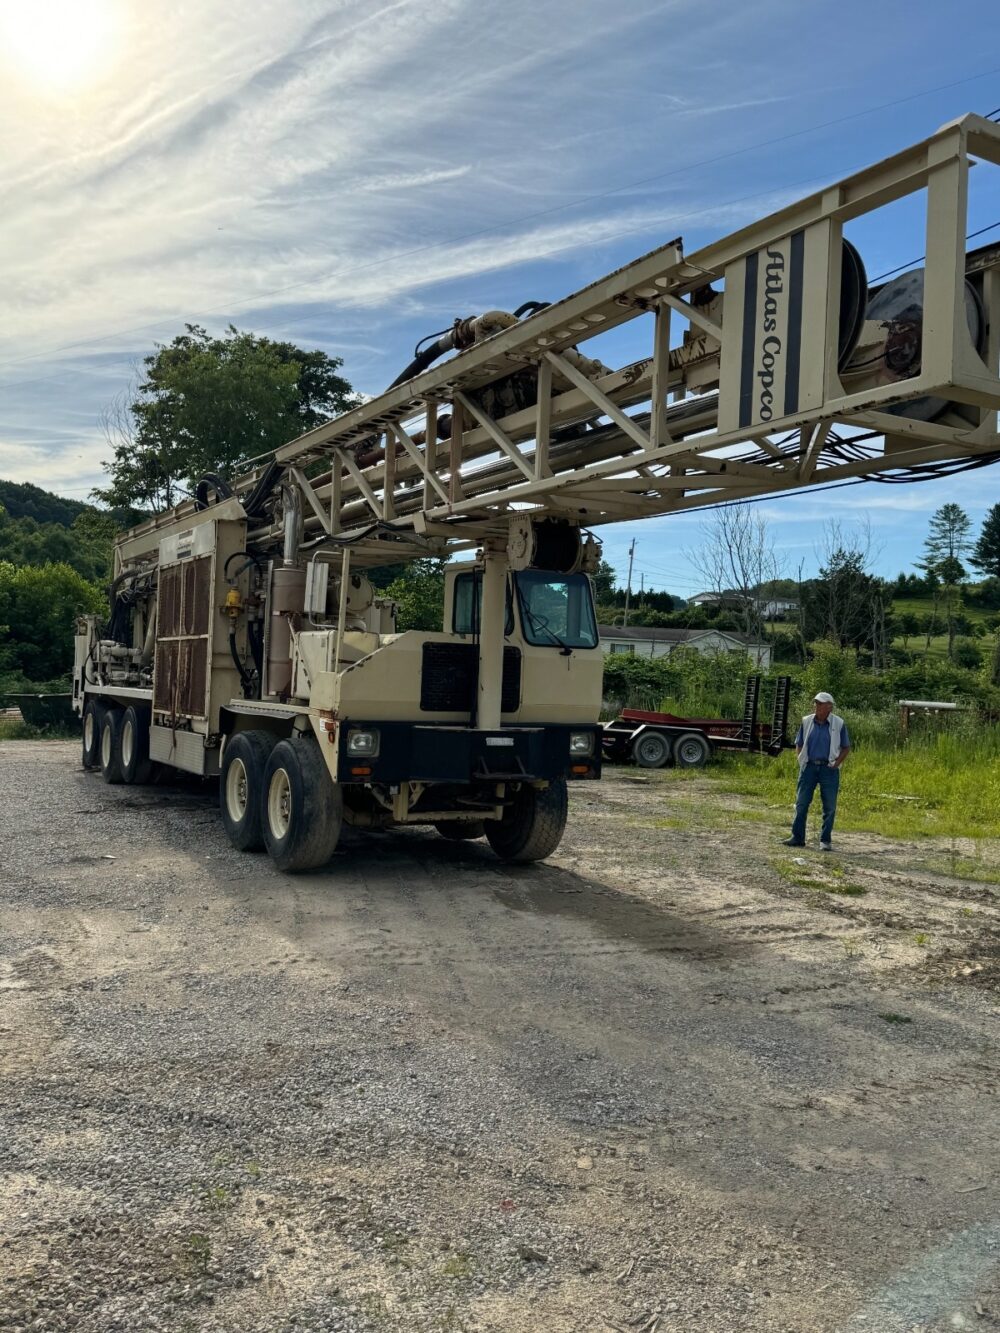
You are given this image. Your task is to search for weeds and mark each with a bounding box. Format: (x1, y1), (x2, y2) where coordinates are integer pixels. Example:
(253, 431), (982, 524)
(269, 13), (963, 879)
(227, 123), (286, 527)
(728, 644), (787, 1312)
(841, 938), (862, 958)
(878, 1012), (913, 1024)
(441, 1253), (474, 1279)
(913, 932), (930, 948)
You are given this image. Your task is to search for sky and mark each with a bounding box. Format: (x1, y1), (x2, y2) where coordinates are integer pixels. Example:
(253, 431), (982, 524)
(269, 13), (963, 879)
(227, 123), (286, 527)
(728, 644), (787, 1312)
(2, 0), (1000, 598)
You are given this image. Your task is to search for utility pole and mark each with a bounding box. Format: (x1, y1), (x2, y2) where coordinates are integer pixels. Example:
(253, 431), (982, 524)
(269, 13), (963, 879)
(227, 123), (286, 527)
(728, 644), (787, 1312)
(623, 539), (636, 626)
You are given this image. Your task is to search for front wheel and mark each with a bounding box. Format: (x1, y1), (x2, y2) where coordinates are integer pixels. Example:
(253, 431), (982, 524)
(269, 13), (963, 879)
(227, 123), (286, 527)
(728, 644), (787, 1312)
(485, 778), (567, 863)
(632, 731), (670, 769)
(673, 731), (711, 768)
(262, 738), (343, 873)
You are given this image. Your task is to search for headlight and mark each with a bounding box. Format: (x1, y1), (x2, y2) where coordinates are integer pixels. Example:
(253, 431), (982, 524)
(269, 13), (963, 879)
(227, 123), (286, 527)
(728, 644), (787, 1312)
(346, 728), (379, 757)
(569, 731), (595, 756)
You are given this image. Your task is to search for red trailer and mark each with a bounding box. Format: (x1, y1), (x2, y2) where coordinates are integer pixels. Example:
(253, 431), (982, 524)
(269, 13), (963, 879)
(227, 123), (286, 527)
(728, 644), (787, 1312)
(602, 675), (791, 769)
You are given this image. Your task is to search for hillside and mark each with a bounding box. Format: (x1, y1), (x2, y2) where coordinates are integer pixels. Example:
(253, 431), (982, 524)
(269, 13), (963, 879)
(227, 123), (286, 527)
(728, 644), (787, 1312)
(0, 479), (90, 527)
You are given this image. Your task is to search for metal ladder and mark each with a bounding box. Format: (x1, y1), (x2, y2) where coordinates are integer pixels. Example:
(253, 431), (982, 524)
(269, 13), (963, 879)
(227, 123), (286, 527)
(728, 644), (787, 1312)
(767, 676), (792, 755)
(735, 675), (762, 748)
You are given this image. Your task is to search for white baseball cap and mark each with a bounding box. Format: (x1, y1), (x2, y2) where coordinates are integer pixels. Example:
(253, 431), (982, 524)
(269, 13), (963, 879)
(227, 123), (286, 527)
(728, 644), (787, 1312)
(813, 691), (835, 704)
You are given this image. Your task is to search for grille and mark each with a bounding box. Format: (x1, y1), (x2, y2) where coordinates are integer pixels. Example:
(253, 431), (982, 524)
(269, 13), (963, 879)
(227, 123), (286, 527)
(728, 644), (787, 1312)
(420, 643), (521, 713)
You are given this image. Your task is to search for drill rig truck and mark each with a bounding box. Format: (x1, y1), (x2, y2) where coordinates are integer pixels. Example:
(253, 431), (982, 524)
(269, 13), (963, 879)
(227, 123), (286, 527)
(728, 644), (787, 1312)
(73, 114), (1000, 871)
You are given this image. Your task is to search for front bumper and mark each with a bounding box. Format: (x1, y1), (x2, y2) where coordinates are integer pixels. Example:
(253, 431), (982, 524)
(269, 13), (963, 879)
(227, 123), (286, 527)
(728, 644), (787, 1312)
(334, 722), (602, 785)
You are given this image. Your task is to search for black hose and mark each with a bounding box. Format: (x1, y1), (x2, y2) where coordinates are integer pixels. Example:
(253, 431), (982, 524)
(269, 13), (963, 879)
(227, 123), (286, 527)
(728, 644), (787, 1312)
(513, 300), (549, 319)
(194, 473), (235, 511)
(387, 335), (454, 390)
(243, 460), (283, 518)
(228, 630), (254, 694)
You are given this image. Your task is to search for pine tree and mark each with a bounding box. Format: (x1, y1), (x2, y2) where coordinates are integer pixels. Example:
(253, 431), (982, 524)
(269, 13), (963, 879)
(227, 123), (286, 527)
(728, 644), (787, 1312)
(971, 503), (1000, 580)
(919, 503), (971, 659)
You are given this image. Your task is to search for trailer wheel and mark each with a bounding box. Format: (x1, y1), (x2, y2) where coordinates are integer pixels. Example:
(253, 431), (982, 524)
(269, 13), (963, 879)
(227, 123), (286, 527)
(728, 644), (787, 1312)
(99, 708), (125, 785)
(82, 699), (106, 769)
(262, 737), (343, 872)
(632, 731), (671, 769)
(220, 730), (277, 852)
(434, 820), (486, 841)
(673, 731), (711, 768)
(485, 778), (567, 863)
(120, 705), (153, 785)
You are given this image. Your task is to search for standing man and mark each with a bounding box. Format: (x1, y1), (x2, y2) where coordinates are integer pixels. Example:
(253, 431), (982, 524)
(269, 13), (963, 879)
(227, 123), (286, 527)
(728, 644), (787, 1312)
(783, 691), (850, 851)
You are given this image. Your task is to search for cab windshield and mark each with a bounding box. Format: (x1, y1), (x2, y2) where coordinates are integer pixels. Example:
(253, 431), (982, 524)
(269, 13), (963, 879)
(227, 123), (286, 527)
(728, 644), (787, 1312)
(514, 571), (598, 649)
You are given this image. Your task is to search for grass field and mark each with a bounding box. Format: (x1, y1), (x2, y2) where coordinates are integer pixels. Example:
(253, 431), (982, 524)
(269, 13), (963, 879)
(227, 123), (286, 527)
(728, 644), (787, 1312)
(709, 709), (1000, 842)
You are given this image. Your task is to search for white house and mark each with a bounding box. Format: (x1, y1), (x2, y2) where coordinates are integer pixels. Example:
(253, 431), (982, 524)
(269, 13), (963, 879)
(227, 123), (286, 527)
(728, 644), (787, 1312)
(598, 624), (772, 670)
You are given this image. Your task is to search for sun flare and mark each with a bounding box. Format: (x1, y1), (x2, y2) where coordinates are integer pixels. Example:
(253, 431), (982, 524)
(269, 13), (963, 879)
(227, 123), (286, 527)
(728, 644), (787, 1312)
(0, 0), (118, 92)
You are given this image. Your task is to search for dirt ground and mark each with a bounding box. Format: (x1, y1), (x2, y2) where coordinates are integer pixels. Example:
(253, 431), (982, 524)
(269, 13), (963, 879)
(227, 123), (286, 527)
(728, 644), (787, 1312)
(0, 740), (998, 1333)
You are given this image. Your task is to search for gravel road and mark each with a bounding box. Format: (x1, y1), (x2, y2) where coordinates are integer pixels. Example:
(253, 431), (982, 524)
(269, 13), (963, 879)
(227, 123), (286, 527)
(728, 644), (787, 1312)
(1, 740), (998, 1333)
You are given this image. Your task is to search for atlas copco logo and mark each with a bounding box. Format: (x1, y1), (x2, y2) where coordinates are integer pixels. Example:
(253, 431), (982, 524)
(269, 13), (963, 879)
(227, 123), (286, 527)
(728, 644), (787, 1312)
(756, 246), (785, 422)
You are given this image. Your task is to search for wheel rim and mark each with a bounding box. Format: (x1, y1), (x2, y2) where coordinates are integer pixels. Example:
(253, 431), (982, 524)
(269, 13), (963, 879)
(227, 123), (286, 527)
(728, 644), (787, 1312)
(101, 722), (111, 768)
(226, 757), (249, 824)
(267, 767), (292, 840)
(637, 736), (666, 764)
(84, 713), (95, 751)
(122, 719), (134, 767)
(678, 739), (704, 764)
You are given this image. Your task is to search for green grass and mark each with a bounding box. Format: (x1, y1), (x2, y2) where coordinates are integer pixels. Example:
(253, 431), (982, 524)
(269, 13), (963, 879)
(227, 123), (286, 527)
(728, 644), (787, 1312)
(771, 856), (867, 896)
(710, 710), (1000, 841)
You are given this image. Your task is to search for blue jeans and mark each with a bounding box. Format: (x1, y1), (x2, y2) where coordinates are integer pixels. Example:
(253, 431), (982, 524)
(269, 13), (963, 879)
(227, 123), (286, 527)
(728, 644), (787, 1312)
(791, 762), (840, 844)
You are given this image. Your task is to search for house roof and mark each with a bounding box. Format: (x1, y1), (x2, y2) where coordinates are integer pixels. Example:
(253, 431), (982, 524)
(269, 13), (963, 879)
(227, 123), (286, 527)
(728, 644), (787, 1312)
(598, 624), (766, 647)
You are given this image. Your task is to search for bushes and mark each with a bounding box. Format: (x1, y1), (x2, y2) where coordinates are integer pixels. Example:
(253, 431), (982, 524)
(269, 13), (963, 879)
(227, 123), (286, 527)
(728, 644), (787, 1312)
(0, 561), (104, 694)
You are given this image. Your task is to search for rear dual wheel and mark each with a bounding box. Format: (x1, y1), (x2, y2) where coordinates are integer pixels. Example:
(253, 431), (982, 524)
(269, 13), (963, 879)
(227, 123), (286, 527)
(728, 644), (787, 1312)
(82, 699), (106, 769)
(98, 705), (154, 784)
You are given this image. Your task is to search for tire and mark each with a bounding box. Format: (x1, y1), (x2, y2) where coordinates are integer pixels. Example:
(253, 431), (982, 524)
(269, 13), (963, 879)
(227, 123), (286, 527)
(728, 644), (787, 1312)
(220, 730), (277, 852)
(82, 698), (106, 769)
(632, 731), (671, 769)
(120, 705), (154, 785)
(262, 737), (343, 872)
(434, 820), (486, 841)
(485, 778), (567, 863)
(99, 708), (125, 785)
(673, 731), (711, 768)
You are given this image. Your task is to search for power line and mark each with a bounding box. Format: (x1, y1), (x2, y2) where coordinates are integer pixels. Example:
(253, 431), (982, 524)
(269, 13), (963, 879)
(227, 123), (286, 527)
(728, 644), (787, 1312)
(5, 65), (1000, 377)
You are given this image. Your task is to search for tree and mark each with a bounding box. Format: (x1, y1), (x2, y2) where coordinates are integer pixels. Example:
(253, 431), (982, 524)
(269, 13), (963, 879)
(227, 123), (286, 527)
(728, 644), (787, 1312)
(921, 502), (972, 569)
(383, 559), (446, 632)
(93, 325), (361, 512)
(0, 561), (104, 688)
(897, 611), (921, 647)
(971, 503), (1000, 579)
(689, 503), (781, 644)
(918, 503), (972, 660)
(590, 559), (617, 603)
(800, 524), (892, 666)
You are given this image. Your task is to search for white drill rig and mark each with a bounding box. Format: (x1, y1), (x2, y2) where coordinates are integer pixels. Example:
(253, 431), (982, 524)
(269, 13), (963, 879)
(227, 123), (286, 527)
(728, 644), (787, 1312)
(73, 113), (1000, 870)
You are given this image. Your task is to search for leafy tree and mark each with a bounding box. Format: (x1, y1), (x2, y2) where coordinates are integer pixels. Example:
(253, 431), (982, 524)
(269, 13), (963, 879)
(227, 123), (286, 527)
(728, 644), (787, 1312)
(953, 638), (983, 670)
(971, 503), (1000, 579)
(383, 559), (446, 632)
(0, 562), (104, 688)
(93, 324), (360, 512)
(897, 611), (921, 647)
(590, 560), (617, 602)
(801, 546), (891, 657)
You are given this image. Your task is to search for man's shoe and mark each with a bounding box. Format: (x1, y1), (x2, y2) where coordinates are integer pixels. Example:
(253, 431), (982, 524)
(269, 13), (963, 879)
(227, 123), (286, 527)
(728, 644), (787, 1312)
(782, 837), (805, 847)
(820, 841), (833, 851)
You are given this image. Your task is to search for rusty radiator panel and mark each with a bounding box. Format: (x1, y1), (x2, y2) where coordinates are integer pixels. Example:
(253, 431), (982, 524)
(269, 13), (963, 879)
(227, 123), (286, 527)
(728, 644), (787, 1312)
(153, 555), (214, 719)
(158, 565), (182, 637)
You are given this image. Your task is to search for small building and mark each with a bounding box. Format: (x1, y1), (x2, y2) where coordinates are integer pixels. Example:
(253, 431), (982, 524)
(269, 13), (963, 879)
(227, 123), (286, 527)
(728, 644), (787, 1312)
(598, 625), (772, 670)
(759, 598), (798, 620)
